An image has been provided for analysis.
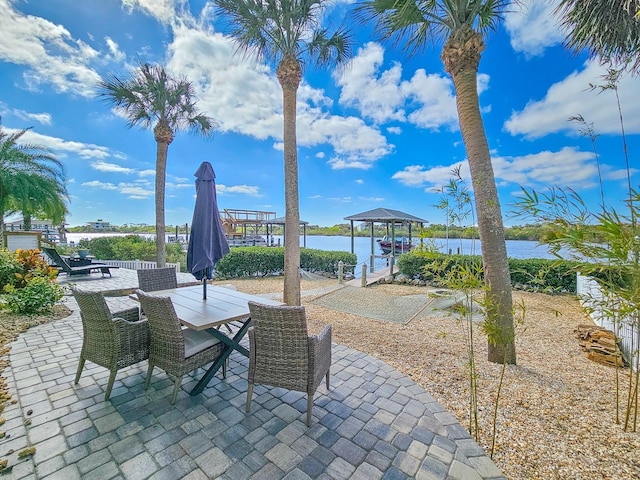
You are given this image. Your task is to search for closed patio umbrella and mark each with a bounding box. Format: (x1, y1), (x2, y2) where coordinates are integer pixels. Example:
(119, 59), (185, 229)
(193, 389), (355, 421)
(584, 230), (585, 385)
(186, 161), (230, 299)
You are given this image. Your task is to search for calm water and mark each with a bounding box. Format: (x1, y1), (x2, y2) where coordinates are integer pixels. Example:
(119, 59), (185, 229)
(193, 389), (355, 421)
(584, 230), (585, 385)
(65, 232), (559, 274)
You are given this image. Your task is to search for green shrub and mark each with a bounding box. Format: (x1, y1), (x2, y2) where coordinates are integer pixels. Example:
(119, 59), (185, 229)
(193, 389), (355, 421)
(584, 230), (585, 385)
(397, 250), (579, 293)
(215, 247), (284, 277)
(214, 247), (357, 278)
(0, 248), (21, 289)
(2, 276), (63, 314)
(300, 248), (356, 275)
(79, 236), (186, 269)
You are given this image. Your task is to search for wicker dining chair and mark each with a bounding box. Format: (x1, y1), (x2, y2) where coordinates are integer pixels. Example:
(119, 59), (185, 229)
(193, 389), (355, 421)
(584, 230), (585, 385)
(136, 290), (224, 404)
(71, 287), (149, 401)
(246, 301), (332, 426)
(137, 267), (178, 292)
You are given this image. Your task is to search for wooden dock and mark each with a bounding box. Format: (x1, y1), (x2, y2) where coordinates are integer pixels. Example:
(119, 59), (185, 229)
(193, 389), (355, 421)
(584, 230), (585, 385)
(345, 265), (398, 287)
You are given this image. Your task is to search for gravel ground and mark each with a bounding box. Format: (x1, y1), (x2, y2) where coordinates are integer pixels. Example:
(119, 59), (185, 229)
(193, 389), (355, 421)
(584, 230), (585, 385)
(1, 278), (638, 479)
(214, 277), (640, 480)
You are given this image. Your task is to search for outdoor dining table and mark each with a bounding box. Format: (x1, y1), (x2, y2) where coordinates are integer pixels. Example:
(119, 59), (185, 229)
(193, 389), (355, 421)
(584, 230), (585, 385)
(133, 285), (283, 396)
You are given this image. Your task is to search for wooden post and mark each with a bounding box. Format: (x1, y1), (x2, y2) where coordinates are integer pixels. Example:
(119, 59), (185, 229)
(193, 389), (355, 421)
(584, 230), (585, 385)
(338, 261), (344, 284)
(370, 254), (375, 273)
(361, 263), (367, 287)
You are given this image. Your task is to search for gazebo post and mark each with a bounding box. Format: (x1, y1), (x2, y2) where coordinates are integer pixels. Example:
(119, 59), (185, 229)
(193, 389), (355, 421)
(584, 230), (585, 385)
(370, 222), (375, 273)
(350, 221), (354, 254)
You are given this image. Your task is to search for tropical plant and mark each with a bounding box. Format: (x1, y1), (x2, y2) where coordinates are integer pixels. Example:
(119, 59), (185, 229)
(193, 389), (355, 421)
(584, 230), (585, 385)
(212, 0), (352, 305)
(97, 63), (216, 268)
(0, 124), (66, 245)
(2, 276), (63, 315)
(7, 172), (68, 231)
(555, 0), (640, 74)
(356, 0), (516, 364)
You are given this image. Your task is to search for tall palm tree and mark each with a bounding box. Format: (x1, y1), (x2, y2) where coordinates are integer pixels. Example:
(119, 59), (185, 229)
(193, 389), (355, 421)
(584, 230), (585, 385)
(213, 0), (352, 306)
(555, 0), (640, 74)
(357, 0), (515, 364)
(98, 63), (216, 267)
(0, 124), (66, 246)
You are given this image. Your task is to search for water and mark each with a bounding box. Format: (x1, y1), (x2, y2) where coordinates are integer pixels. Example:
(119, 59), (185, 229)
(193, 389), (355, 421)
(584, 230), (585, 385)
(292, 235), (560, 273)
(66, 232), (560, 274)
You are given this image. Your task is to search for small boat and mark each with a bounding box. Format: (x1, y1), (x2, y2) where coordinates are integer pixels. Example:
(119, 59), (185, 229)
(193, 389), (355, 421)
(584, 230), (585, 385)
(377, 236), (414, 255)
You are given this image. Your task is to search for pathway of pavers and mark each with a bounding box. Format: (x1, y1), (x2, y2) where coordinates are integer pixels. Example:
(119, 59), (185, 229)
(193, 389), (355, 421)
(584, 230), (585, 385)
(1, 270), (506, 479)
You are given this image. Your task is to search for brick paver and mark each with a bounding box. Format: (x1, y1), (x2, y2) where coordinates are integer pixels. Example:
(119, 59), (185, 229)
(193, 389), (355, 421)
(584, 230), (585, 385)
(1, 273), (505, 479)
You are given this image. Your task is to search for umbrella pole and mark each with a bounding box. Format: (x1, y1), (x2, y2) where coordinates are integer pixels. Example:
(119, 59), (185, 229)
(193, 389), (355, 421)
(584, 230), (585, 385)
(203, 277), (207, 300)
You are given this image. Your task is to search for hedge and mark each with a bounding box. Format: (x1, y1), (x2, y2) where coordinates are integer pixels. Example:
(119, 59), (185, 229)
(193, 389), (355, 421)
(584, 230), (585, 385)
(214, 247), (356, 278)
(396, 251), (579, 293)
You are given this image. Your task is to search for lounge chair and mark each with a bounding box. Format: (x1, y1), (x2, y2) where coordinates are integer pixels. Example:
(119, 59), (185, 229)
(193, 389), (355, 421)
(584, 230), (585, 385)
(41, 246), (117, 277)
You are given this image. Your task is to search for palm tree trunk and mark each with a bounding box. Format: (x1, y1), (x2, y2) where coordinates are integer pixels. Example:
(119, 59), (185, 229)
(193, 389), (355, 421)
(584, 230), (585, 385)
(155, 141), (168, 268)
(445, 33), (516, 365)
(279, 58), (302, 306)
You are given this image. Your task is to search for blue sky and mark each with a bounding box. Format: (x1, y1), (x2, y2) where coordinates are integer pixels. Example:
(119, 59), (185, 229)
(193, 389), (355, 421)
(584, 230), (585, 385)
(1, 0), (638, 228)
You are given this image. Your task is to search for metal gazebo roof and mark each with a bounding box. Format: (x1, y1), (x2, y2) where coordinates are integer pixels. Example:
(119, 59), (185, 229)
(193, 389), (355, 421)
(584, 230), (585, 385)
(344, 208), (427, 224)
(343, 208), (427, 265)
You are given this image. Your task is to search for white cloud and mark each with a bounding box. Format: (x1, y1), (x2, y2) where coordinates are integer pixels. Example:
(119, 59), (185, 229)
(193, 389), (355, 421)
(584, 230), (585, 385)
(5, 127), (116, 159)
(387, 126), (401, 135)
(166, 25), (393, 168)
(505, 0), (564, 57)
(334, 42), (459, 130)
(91, 160), (134, 173)
(105, 36), (126, 63)
(505, 60), (640, 138)
(81, 180), (117, 190)
(393, 163), (469, 190)
(393, 147), (631, 192)
(217, 184), (261, 196)
(118, 183), (154, 198)
(13, 109), (52, 125)
(138, 169), (156, 177)
(81, 179), (153, 198)
(120, 0), (179, 25)
(0, 0), (103, 97)
(315, 152), (325, 159)
(355, 179), (363, 184)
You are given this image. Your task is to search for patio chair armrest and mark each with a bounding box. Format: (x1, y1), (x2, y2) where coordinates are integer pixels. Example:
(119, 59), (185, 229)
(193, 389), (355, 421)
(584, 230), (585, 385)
(112, 306), (140, 323)
(309, 324), (332, 355)
(112, 317), (151, 353)
(308, 324), (332, 388)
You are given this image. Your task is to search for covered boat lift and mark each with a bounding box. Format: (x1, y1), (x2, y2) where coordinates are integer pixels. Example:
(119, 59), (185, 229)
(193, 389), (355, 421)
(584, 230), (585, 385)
(263, 217), (309, 247)
(344, 208), (428, 272)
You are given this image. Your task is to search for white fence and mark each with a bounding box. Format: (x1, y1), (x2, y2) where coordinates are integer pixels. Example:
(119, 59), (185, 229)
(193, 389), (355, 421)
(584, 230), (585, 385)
(576, 274), (638, 363)
(99, 259), (180, 272)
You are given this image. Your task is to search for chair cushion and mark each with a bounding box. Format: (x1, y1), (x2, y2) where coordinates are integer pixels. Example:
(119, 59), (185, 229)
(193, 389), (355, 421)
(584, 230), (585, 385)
(183, 329), (219, 358)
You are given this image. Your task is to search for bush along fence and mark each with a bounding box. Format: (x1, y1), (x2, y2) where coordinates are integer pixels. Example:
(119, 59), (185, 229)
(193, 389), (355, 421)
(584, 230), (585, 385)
(396, 251), (580, 293)
(213, 247), (357, 278)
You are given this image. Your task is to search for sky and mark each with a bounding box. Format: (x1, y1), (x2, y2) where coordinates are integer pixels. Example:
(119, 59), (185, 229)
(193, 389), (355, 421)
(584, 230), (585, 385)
(1, 0), (639, 229)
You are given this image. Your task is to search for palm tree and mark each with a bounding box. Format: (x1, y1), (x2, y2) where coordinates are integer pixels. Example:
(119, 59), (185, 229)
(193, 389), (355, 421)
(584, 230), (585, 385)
(9, 172), (69, 230)
(213, 0), (352, 306)
(0, 124), (66, 246)
(98, 63), (217, 267)
(357, 0), (515, 364)
(555, 0), (640, 74)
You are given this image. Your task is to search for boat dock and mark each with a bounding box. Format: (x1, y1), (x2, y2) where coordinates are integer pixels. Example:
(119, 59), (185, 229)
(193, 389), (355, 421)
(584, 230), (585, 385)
(345, 264), (398, 287)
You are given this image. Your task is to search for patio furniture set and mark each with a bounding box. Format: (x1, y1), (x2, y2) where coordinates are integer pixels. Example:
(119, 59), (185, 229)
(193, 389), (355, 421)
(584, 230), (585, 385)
(71, 267), (332, 426)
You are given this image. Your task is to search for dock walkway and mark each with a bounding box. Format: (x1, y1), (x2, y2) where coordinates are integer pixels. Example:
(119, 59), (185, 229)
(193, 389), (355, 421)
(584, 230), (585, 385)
(346, 264), (398, 287)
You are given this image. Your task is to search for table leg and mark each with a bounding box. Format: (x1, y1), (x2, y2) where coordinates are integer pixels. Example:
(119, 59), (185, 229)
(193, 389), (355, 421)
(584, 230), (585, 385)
(189, 318), (252, 396)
